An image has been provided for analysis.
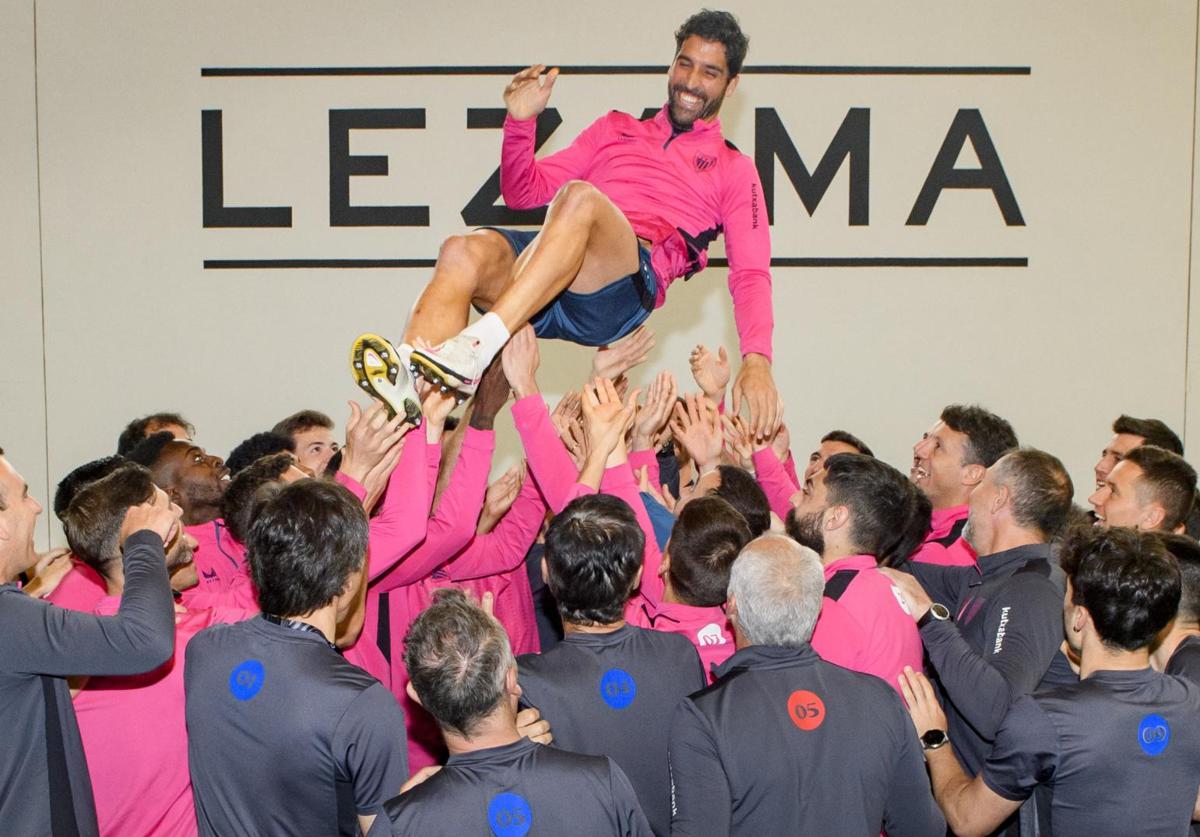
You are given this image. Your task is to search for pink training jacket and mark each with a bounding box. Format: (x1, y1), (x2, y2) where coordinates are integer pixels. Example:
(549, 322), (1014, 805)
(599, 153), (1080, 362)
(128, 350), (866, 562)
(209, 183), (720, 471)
(43, 558), (107, 613)
(502, 107), (774, 361)
(910, 504), (977, 567)
(180, 520), (257, 611)
(809, 554), (924, 696)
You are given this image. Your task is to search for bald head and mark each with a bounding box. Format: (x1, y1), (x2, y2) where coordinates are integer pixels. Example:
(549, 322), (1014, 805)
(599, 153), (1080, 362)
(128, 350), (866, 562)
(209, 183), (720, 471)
(727, 534), (824, 647)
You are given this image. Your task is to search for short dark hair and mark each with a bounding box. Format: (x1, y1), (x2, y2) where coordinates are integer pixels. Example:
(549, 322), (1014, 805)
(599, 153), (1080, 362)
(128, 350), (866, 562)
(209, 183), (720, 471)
(125, 431), (177, 471)
(117, 412), (193, 456)
(246, 480), (368, 617)
(993, 448), (1074, 539)
(1185, 492), (1200, 540)
(1157, 533), (1200, 623)
(54, 456), (127, 521)
(674, 9), (749, 77)
(823, 454), (917, 559)
(226, 432), (295, 476)
(714, 465), (770, 537)
(940, 404), (1018, 468)
(1123, 445), (1198, 531)
(544, 494), (645, 625)
(1060, 526), (1180, 651)
(821, 429), (874, 459)
(667, 495), (752, 607)
(404, 588), (513, 738)
(221, 452), (296, 545)
(63, 464), (156, 574)
(1113, 415), (1183, 455)
(881, 482), (932, 568)
(271, 410), (334, 439)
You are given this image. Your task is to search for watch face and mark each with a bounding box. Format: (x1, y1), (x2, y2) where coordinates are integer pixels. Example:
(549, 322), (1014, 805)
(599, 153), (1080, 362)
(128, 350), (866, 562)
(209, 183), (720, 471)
(931, 603), (951, 621)
(921, 729), (948, 750)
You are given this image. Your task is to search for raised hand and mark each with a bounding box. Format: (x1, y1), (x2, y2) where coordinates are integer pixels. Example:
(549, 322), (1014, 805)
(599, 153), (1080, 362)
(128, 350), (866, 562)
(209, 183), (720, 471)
(731, 353), (783, 440)
(468, 357), (512, 431)
(671, 393), (723, 473)
(581, 377), (639, 464)
(120, 488), (182, 548)
(721, 414), (754, 470)
(339, 400), (412, 486)
(418, 381), (460, 444)
(501, 325), (541, 399)
(689, 344), (730, 404)
(898, 666), (948, 738)
(477, 463), (525, 535)
(503, 64), (559, 121)
(769, 420), (792, 463)
(592, 325), (655, 381)
(632, 370), (678, 451)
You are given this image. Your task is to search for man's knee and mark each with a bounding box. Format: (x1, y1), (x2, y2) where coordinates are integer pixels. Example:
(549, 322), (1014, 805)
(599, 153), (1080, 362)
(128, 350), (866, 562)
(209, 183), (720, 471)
(436, 234), (506, 283)
(550, 180), (605, 220)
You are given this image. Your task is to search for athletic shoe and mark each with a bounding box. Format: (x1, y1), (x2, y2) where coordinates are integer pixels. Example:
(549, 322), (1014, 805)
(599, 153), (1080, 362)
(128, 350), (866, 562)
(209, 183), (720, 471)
(409, 333), (487, 396)
(350, 333), (421, 426)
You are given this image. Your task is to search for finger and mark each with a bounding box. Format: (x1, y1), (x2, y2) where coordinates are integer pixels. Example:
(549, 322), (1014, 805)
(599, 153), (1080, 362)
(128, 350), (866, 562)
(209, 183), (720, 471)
(717, 346), (729, 366)
(897, 668), (919, 710)
(345, 400), (363, 432)
(730, 381), (742, 418)
(543, 66), (560, 88)
(662, 484), (678, 512)
(480, 591), (495, 617)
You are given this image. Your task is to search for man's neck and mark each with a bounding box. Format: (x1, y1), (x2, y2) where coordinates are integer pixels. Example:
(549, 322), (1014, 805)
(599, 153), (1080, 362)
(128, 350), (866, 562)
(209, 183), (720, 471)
(1150, 623), (1200, 671)
(442, 709), (522, 757)
(563, 619), (624, 635)
(984, 525), (1043, 556)
(819, 543), (857, 567)
(1079, 635), (1152, 679)
(181, 507), (219, 527)
(282, 604), (339, 644)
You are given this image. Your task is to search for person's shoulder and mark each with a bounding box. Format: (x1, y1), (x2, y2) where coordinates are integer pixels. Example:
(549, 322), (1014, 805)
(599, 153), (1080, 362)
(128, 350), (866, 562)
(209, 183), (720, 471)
(630, 623), (701, 654)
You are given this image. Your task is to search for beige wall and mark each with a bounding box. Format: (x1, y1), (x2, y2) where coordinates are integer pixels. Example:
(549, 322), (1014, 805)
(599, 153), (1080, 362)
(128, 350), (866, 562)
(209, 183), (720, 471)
(4, 0), (1199, 547)
(1, 0), (50, 548)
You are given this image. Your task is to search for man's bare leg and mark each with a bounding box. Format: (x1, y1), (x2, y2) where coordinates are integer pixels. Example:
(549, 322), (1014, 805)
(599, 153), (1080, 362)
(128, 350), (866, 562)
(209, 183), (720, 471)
(401, 230), (516, 348)
(410, 180), (639, 393)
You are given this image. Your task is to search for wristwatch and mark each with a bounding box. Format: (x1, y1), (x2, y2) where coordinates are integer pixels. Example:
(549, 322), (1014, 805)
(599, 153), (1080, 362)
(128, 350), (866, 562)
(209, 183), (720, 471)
(920, 729), (949, 751)
(917, 602), (951, 630)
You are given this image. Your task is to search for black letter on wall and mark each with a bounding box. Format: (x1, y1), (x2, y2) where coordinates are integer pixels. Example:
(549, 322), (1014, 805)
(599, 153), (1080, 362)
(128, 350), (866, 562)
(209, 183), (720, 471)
(460, 109), (563, 226)
(202, 110), (292, 228)
(907, 109), (1024, 226)
(329, 109), (429, 227)
(754, 108), (870, 226)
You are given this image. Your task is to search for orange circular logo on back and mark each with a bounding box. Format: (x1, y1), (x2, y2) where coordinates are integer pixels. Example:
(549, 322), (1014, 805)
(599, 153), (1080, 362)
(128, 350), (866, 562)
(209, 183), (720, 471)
(787, 690), (826, 731)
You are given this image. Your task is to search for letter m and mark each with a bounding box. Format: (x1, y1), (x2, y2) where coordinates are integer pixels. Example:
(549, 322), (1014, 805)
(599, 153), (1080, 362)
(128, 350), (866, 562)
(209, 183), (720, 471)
(754, 107), (870, 226)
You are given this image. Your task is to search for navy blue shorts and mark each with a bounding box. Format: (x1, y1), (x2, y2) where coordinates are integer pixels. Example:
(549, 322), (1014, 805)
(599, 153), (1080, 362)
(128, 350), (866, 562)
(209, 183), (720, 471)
(478, 227), (657, 347)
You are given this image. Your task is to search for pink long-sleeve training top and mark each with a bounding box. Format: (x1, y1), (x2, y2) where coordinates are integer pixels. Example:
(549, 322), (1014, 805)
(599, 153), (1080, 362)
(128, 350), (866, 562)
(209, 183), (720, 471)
(502, 106), (774, 361)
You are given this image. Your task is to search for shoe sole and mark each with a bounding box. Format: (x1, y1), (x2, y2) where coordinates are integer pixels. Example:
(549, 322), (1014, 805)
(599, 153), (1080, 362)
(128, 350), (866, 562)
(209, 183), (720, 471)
(409, 349), (477, 396)
(350, 333), (422, 426)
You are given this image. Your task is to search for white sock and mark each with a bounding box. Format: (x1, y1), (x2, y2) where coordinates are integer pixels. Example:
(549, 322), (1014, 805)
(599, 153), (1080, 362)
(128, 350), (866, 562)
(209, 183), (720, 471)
(460, 312), (511, 367)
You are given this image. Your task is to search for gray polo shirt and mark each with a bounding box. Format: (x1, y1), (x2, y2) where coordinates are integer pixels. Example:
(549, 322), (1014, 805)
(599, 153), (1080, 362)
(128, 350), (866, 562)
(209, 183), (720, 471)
(668, 644), (944, 836)
(984, 668), (1200, 837)
(370, 737), (652, 836)
(0, 530), (174, 837)
(184, 615), (408, 836)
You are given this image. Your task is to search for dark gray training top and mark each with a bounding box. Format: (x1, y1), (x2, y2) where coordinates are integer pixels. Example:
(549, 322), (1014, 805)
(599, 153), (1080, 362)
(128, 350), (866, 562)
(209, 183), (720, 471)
(517, 623), (704, 836)
(185, 615), (409, 836)
(0, 530), (175, 837)
(668, 644), (945, 837)
(984, 668), (1200, 837)
(370, 737), (653, 837)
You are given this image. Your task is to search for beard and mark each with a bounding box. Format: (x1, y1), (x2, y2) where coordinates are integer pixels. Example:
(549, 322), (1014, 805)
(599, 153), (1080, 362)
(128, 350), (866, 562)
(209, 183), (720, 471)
(786, 508), (826, 556)
(667, 84), (725, 129)
(166, 536), (195, 572)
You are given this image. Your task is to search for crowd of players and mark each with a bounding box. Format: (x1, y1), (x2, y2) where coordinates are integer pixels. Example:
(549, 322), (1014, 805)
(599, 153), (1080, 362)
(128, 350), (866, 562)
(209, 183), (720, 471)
(2, 325), (1200, 836)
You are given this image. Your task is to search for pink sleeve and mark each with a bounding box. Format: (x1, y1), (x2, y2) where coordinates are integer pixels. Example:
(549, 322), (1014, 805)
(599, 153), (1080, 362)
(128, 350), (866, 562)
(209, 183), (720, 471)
(511, 394), (582, 514)
(782, 453), (800, 490)
(751, 448), (797, 521)
(600, 463), (666, 606)
(445, 477), (547, 582)
(364, 434), (431, 581)
(425, 439), (441, 497)
(372, 428), (496, 593)
(334, 471), (367, 503)
(627, 448), (661, 494)
(500, 113), (604, 210)
(722, 154), (774, 361)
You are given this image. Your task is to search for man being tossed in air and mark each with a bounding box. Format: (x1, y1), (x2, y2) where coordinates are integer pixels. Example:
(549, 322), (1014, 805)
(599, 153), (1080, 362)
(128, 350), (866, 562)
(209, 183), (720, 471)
(353, 9), (781, 438)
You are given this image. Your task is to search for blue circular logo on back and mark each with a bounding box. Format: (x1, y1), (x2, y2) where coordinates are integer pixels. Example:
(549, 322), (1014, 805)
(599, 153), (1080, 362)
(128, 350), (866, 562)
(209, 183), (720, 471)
(229, 659), (265, 701)
(599, 668), (637, 709)
(1138, 714), (1170, 756)
(487, 792), (532, 837)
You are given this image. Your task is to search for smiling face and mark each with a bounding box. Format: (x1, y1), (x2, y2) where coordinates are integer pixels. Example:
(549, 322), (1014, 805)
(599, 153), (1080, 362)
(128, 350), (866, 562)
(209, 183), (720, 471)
(911, 420), (972, 509)
(0, 456), (43, 581)
(667, 35), (739, 128)
(291, 427), (339, 478)
(1094, 432), (1144, 488)
(1089, 459), (1154, 529)
(804, 440), (861, 483)
(674, 468), (723, 515)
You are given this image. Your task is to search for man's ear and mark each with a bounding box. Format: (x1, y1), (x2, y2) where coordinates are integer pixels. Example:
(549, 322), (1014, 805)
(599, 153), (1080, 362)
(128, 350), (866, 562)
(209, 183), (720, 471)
(632, 565), (644, 591)
(658, 550), (671, 579)
(725, 74), (740, 98)
(962, 463), (986, 488)
(824, 505), (850, 532)
(505, 663), (521, 697)
(405, 681), (424, 708)
(1140, 503), (1167, 532)
(993, 483), (1011, 515)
